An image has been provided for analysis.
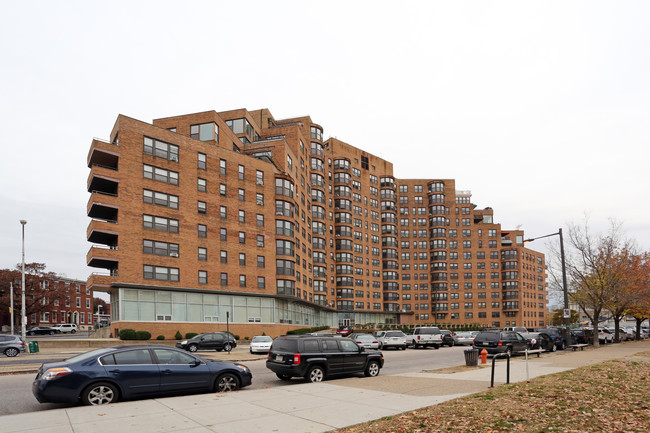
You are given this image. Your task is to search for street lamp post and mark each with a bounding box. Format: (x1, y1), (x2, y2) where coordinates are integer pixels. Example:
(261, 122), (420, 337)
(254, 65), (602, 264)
(524, 228), (572, 347)
(10, 282), (14, 335)
(20, 220), (27, 342)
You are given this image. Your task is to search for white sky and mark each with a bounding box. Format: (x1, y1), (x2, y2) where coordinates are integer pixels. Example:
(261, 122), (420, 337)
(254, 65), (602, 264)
(1, 1), (649, 287)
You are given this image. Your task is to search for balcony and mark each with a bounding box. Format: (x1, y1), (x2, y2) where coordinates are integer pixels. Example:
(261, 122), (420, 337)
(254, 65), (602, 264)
(87, 139), (119, 170)
(87, 219), (119, 246)
(87, 170), (119, 196)
(87, 194), (119, 223)
(383, 303), (400, 313)
(87, 272), (117, 292)
(87, 245), (119, 270)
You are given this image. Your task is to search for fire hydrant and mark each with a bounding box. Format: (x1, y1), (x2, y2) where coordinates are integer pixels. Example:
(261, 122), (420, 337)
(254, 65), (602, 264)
(480, 348), (488, 365)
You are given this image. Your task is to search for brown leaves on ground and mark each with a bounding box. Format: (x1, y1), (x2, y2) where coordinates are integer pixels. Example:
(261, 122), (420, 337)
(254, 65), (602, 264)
(336, 352), (650, 433)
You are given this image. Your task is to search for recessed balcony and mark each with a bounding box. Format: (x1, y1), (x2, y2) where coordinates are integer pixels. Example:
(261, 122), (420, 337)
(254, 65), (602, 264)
(87, 245), (119, 270)
(87, 139), (119, 170)
(87, 195), (119, 223)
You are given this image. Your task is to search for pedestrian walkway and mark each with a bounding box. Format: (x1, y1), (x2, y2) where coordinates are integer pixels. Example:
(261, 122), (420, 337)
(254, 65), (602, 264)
(1, 340), (648, 433)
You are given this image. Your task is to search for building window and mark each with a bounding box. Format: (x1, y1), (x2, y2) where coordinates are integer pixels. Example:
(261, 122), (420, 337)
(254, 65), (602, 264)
(239, 232), (245, 244)
(219, 228), (227, 241)
(220, 273), (228, 286)
(219, 159), (226, 175)
(198, 271), (208, 284)
(143, 137), (179, 161)
(198, 224), (207, 238)
(198, 152), (206, 169)
(238, 210), (245, 223)
(256, 170), (264, 185)
(143, 189), (178, 209)
(256, 193), (264, 206)
(143, 265), (179, 281)
(238, 188), (245, 201)
(238, 165), (245, 180)
(220, 206), (227, 219)
(198, 178), (206, 192)
(143, 239), (179, 257)
(143, 214), (179, 233)
(257, 235), (264, 247)
(197, 247), (207, 261)
(239, 275), (246, 287)
(190, 122), (218, 142)
(219, 184), (226, 196)
(257, 277), (265, 289)
(256, 214), (264, 227)
(257, 255), (265, 268)
(143, 164), (178, 185)
(239, 253), (246, 266)
(198, 201), (207, 214)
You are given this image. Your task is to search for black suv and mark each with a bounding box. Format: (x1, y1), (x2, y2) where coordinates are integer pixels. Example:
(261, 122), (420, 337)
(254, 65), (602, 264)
(176, 332), (237, 353)
(266, 335), (384, 382)
(534, 328), (567, 350)
(472, 330), (529, 355)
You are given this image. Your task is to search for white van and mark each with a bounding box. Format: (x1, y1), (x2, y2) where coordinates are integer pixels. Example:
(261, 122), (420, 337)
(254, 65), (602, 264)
(51, 323), (78, 334)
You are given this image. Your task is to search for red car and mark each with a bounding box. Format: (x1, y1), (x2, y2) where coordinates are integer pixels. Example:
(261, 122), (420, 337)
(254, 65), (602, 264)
(336, 326), (354, 337)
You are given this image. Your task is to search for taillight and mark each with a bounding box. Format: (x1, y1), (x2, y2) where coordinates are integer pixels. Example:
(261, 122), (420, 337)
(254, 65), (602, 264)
(497, 341), (503, 346)
(293, 354), (301, 365)
(41, 367), (72, 381)
(417, 335), (421, 340)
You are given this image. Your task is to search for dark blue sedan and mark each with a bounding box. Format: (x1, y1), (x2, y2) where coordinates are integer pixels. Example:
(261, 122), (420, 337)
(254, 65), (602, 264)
(32, 345), (252, 405)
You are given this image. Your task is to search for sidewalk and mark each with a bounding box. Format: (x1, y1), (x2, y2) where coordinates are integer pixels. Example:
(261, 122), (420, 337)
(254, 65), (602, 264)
(2, 340), (649, 433)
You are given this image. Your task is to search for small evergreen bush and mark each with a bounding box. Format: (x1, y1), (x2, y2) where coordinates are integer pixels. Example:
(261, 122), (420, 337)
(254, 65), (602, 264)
(119, 329), (136, 340)
(156, 335), (165, 340)
(135, 330), (151, 340)
(174, 331), (183, 340)
(185, 332), (198, 339)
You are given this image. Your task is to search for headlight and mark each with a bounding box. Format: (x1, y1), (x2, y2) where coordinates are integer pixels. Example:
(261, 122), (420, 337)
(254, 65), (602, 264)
(236, 364), (250, 373)
(180, 340), (187, 344)
(41, 367), (72, 381)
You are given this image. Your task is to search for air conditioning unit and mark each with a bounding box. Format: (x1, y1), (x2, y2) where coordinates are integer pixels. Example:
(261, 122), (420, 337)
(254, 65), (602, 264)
(170, 155), (178, 162)
(169, 252), (179, 257)
(256, 180), (264, 185)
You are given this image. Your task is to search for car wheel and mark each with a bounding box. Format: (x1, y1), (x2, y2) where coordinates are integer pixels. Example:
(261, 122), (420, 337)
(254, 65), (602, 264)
(561, 341), (567, 350)
(378, 343), (383, 349)
(551, 344), (557, 352)
(401, 345), (406, 350)
(448, 342), (454, 347)
(305, 366), (325, 383)
(188, 344), (198, 352)
(433, 345), (439, 350)
(364, 360), (381, 377)
(216, 348), (223, 352)
(71, 330), (76, 334)
(215, 373), (240, 392)
(224, 343), (232, 351)
(276, 373), (292, 381)
(49, 331), (54, 335)
(4, 348), (19, 357)
(249, 349), (253, 354)
(82, 382), (118, 405)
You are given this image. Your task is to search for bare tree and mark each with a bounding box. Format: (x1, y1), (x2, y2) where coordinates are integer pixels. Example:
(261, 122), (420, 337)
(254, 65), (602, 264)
(548, 218), (635, 347)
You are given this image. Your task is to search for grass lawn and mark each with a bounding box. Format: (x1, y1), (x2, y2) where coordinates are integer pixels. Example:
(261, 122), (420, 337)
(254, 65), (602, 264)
(335, 351), (650, 433)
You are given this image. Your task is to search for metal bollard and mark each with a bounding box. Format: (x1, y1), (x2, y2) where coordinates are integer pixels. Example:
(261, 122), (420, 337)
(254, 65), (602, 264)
(490, 352), (511, 388)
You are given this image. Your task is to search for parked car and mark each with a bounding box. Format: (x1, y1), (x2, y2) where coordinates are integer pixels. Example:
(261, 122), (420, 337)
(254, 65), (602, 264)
(51, 323), (78, 334)
(503, 326), (529, 334)
(27, 326), (61, 336)
(534, 328), (566, 350)
(605, 328), (627, 342)
(375, 330), (407, 350)
(598, 328), (615, 344)
(453, 331), (477, 346)
(621, 327), (635, 341)
(472, 330), (529, 356)
(32, 345), (252, 405)
(349, 333), (380, 349)
(440, 330), (455, 347)
(406, 326), (444, 349)
(336, 326), (354, 337)
(526, 332), (556, 352)
(1, 335), (26, 357)
(570, 328), (593, 345)
(266, 335), (384, 382)
(249, 335), (273, 354)
(176, 332), (237, 353)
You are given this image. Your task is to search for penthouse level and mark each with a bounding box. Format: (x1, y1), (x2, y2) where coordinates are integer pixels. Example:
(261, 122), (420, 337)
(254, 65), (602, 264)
(86, 108), (547, 338)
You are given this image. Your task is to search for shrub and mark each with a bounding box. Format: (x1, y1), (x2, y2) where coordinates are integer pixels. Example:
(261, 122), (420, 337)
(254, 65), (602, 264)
(135, 331), (151, 340)
(262, 331), (266, 336)
(156, 335), (165, 340)
(244, 336), (250, 340)
(174, 331), (183, 340)
(185, 332), (198, 339)
(119, 329), (136, 340)
(286, 325), (330, 335)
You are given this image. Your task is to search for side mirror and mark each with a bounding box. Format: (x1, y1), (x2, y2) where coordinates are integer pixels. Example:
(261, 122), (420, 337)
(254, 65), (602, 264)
(359, 346), (365, 352)
(194, 359), (202, 366)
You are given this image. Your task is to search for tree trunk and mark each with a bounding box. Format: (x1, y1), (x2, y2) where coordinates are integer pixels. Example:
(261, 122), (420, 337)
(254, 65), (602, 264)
(613, 317), (621, 343)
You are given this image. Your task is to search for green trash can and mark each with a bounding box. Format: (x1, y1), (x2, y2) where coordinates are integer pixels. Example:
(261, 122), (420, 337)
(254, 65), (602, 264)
(28, 341), (39, 353)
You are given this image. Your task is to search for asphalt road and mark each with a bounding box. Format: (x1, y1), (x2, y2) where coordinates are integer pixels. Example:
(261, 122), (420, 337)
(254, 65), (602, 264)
(0, 345), (470, 416)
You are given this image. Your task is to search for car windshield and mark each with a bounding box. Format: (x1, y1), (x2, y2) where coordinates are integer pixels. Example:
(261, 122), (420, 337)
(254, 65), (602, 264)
(385, 331), (404, 337)
(252, 336), (272, 342)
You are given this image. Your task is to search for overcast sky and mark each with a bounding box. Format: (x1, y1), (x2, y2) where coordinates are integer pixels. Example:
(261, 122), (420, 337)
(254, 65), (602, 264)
(1, 1), (649, 288)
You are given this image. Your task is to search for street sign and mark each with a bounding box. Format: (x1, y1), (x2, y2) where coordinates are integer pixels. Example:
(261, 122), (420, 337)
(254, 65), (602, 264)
(563, 309), (571, 319)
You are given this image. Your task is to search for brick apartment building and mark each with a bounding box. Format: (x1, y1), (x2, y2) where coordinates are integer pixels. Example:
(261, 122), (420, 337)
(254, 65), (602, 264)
(86, 108), (547, 338)
(0, 278), (96, 332)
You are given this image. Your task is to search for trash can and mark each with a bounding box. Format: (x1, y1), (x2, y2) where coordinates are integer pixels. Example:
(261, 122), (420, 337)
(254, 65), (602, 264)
(28, 341), (39, 353)
(464, 348), (478, 366)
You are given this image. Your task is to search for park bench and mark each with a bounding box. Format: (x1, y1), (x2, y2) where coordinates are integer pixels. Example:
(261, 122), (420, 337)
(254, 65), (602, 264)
(568, 343), (588, 351)
(523, 348), (545, 358)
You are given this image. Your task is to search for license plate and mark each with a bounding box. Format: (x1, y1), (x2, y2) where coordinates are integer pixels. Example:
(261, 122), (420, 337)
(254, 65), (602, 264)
(276, 355), (283, 362)
(483, 342), (489, 346)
